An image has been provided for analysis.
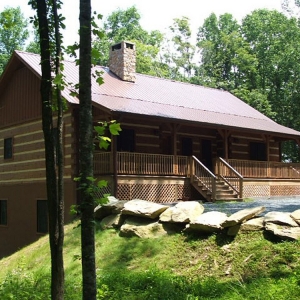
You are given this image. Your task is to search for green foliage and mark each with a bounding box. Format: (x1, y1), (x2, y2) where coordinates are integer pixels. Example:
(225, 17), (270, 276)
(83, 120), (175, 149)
(0, 6), (29, 73)
(94, 120), (121, 150)
(1, 226), (300, 299)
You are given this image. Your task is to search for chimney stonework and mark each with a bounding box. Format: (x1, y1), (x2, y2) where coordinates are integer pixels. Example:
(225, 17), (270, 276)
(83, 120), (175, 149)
(109, 41), (136, 82)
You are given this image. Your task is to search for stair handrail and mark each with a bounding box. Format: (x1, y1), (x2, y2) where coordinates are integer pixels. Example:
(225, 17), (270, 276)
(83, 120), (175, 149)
(191, 156), (217, 200)
(217, 157), (244, 198)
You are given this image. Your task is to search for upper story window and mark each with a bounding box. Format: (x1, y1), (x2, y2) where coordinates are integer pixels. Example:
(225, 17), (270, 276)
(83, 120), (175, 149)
(4, 138), (13, 159)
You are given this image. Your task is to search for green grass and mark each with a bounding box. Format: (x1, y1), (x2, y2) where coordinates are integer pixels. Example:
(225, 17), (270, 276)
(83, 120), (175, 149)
(1, 220), (300, 299)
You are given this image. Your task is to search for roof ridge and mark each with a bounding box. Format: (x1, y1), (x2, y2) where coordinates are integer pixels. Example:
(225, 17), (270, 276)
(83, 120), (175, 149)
(134, 72), (229, 93)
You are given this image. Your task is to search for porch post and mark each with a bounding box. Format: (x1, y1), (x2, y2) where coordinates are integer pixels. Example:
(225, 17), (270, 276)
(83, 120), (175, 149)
(112, 135), (118, 197)
(266, 135), (270, 177)
(172, 123), (179, 174)
(224, 130), (229, 159)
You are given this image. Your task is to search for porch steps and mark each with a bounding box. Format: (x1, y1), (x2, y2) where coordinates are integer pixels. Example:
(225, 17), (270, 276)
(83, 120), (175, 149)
(192, 177), (241, 202)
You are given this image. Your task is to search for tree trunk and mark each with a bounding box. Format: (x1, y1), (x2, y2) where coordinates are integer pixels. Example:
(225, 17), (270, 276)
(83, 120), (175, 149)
(35, 0), (64, 299)
(79, 0), (97, 299)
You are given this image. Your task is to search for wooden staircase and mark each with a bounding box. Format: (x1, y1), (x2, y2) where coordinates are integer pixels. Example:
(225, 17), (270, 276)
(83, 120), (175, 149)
(192, 176), (241, 202)
(191, 156), (243, 202)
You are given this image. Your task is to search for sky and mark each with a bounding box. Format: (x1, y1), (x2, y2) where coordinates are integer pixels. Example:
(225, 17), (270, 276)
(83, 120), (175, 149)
(0, 0), (283, 46)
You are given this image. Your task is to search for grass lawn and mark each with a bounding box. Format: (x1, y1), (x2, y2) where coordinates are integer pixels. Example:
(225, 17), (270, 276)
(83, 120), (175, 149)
(1, 220), (300, 299)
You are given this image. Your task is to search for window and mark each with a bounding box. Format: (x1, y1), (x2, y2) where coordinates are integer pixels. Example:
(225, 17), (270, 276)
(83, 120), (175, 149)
(0, 200), (7, 225)
(250, 142), (267, 161)
(37, 200), (48, 233)
(181, 137), (193, 156)
(117, 128), (135, 152)
(4, 138), (13, 159)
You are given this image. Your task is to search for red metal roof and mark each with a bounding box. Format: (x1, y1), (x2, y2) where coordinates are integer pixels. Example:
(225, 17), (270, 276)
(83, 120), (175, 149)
(13, 51), (300, 138)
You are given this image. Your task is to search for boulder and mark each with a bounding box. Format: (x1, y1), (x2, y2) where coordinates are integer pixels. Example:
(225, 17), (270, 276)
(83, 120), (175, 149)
(291, 209), (300, 225)
(94, 196), (122, 220)
(241, 217), (265, 231)
(119, 217), (168, 238)
(122, 199), (168, 219)
(188, 211), (228, 232)
(227, 224), (241, 236)
(99, 214), (124, 229)
(159, 201), (204, 223)
(265, 223), (300, 240)
(264, 211), (299, 227)
(221, 206), (266, 227)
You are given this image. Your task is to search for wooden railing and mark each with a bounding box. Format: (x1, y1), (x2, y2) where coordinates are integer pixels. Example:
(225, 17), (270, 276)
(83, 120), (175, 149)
(94, 152), (112, 174)
(225, 159), (300, 179)
(191, 156), (216, 199)
(94, 152), (189, 176)
(216, 157), (243, 198)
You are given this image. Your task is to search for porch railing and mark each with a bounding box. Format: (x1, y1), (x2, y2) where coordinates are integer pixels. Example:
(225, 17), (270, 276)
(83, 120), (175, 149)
(216, 157), (243, 198)
(225, 159), (300, 179)
(191, 156), (216, 199)
(94, 152), (189, 176)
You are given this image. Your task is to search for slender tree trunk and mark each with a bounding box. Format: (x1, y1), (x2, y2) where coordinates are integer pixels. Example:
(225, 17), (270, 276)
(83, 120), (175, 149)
(79, 0), (97, 299)
(35, 0), (64, 298)
(52, 0), (65, 298)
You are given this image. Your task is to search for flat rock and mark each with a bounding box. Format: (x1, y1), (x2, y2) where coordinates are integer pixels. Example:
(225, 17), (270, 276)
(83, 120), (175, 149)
(94, 196), (122, 220)
(265, 223), (300, 240)
(291, 209), (300, 225)
(121, 199), (168, 219)
(119, 217), (167, 238)
(227, 224), (241, 236)
(222, 206), (266, 227)
(264, 211), (299, 227)
(241, 217), (265, 231)
(99, 214), (124, 229)
(159, 201), (204, 223)
(189, 211), (228, 232)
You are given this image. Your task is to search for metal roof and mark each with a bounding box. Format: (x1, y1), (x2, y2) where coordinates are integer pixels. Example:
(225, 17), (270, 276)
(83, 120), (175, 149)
(13, 51), (300, 138)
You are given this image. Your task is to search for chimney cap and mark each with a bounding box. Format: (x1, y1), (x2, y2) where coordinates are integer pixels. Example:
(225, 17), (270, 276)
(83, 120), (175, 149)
(111, 41), (135, 51)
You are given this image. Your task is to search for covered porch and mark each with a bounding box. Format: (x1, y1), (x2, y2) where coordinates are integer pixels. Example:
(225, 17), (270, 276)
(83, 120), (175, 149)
(94, 151), (300, 202)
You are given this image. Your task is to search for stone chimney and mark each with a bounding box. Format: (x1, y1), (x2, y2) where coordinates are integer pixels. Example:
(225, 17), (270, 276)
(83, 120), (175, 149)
(109, 41), (136, 82)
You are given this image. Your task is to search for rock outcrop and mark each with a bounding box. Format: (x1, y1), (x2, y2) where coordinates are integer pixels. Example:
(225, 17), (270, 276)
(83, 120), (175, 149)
(94, 198), (300, 241)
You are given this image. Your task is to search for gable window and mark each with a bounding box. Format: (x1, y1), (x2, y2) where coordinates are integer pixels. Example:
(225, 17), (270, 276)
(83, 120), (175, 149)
(0, 200), (7, 225)
(37, 200), (48, 233)
(250, 142), (267, 161)
(4, 138), (13, 159)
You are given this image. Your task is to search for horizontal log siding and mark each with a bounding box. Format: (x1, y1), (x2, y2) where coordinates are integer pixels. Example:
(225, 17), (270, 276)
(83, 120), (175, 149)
(0, 113), (75, 184)
(229, 134), (280, 161)
(121, 120), (161, 154)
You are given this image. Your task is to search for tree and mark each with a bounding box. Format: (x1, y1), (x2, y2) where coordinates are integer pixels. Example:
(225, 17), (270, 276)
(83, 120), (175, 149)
(242, 10), (300, 131)
(167, 17), (195, 81)
(0, 6), (29, 73)
(29, 0), (65, 298)
(78, 0), (97, 298)
(196, 13), (252, 89)
(26, 28), (40, 53)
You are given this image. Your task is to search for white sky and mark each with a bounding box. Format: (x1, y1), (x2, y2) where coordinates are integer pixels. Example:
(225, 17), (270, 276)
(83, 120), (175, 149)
(0, 0), (283, 46)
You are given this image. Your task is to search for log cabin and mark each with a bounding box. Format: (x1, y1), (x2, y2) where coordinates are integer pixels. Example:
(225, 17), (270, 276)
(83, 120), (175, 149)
(1, 40), (300, 257)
